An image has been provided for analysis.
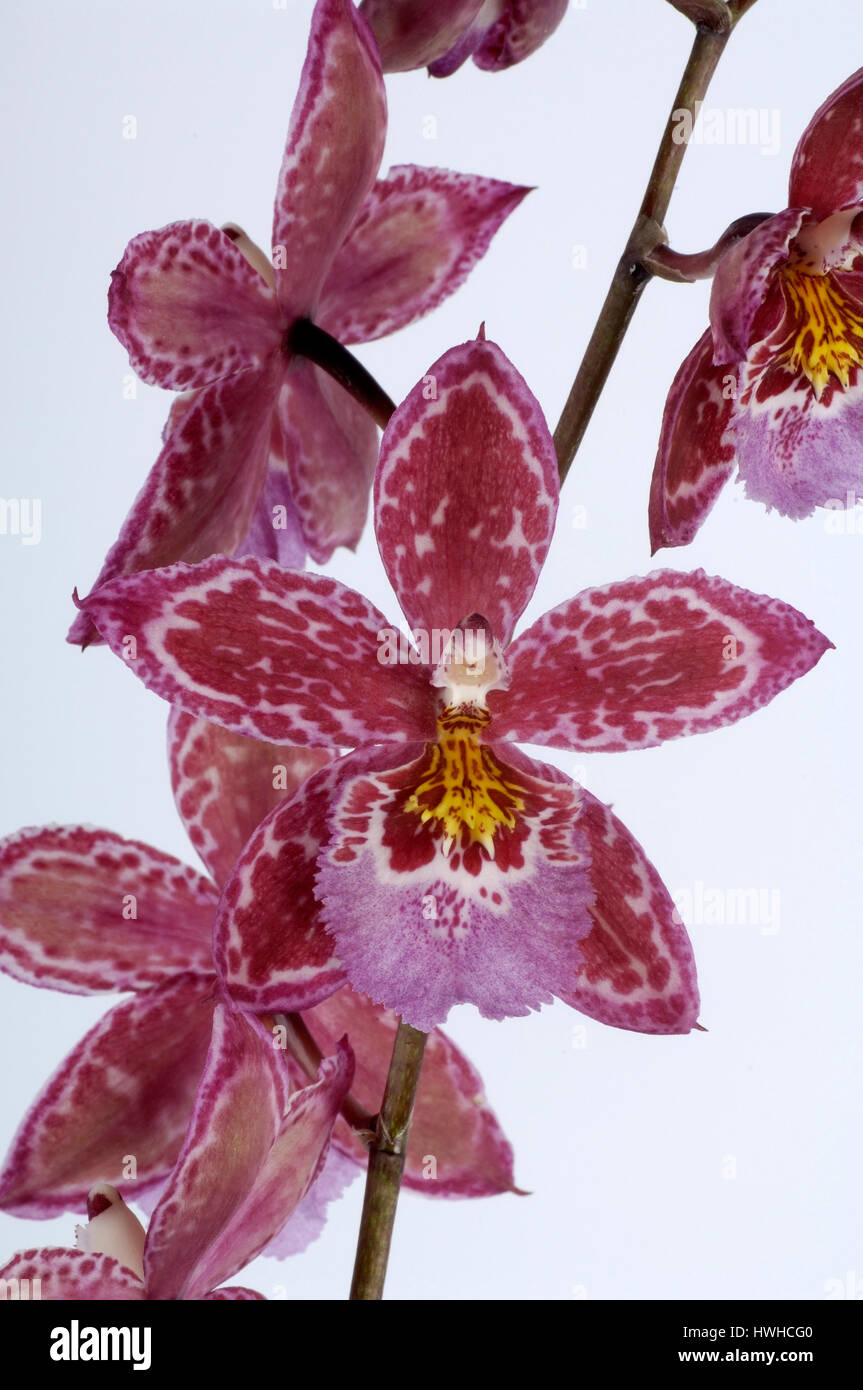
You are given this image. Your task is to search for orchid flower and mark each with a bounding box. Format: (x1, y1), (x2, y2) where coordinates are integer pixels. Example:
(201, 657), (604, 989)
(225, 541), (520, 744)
(0, 1008), (354, 1300)
(68, 0), (529, 648)
(0, 714), (518, 1218)
(79, 335), (831, 1033)
(360, 0), (568, 76)
(651, 67), (863, 549)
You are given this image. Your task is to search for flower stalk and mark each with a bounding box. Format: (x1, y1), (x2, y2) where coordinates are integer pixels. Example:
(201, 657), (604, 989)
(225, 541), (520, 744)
(289, 318), (397, 430)
(349, 1020), (428, 1301)
(554, 0), (760, 483)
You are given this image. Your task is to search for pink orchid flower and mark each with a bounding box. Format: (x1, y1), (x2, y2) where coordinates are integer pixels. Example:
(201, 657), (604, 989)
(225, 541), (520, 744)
(651, 68), (863, 550)
(0, 1008), (354, 1300)
(79, 337), (831, 1034)
(0, 714), (518, 1218)
(360, 0), (568, 76)
(68, 0), (529, 648)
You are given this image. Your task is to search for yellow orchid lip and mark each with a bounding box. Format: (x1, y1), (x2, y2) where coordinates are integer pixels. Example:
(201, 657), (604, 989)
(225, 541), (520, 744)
(779, 265), (863, 399)
(403, 704), (526, 859)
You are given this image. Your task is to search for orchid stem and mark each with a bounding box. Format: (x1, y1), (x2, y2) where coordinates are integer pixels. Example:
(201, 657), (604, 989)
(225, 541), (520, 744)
(349, 1019), (427, 1301)
(290, 319), (397, 430)
(553, 0), (759, 484)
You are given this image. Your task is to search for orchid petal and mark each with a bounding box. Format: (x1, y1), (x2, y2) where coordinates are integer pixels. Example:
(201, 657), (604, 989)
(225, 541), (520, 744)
(0, 826), (216, 993)
(709, 209), (807, 363)
(275, 359), (379, 562)
(304, 987), (520, 1196)
(471, 0), (569, 72)
(234, 421), (307, 568)
(68, 368), (277, 648)
(490, 570), (832, 752)
(648, 330), (736, 552)
(360, 0), (484, 71)
(262, 1145), (358, 1257)
(79, 557), (435, 746)
(318, 167), (530, 345)
(0, 977), (214, 1217)
(317, 742), (593, 1032)
(108, 220), (281, 390)
(168, 709), (333, 888)
(213, 757), (362, 1012)
(789, 67), (863, 218)
(732, 357), (863, 517)
(144, 1007), (352, 1301)
(375, 338), (558, 644)
(0, 1248), (144, 1300)
(272, 0), (386, 318)
(562, 793), (700, 1034)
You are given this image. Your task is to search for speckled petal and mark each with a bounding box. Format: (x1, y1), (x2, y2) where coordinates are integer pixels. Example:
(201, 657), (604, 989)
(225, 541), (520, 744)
(0, 977), (214, 1218)
(78, 557), (437, 747)
(0, 825), (216, 993)
(0, 1248), (144, 1300)
(709, 209), (807, 362)
(144, 1008), (352, 1301)
(108, 220), (281, 390)
(789, 67), (863, 218)
(168, 708), (333, 888)
(68, 369), (277, 648)
(318, 167), (530, 345)
(271, 0), (386, 317)
(649, 330), (736, 552)
(375, 337), (558, 644)
(490, 570), (832, 752)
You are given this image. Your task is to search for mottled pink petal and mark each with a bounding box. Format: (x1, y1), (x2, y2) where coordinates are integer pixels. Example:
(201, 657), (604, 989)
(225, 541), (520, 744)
(214, 757), (361, 1013)
(317, 742), (593, 1032)
(490, 570), (832, 752)
(360, 0), (483, 70)
(649, 330), (736, 552)
(275, 359), (379, 562)
(0, 1248), (143, 1300)
(318, 167), (530, 345)
(205, 1286), (266, 1300)
(263, 1145), (358, 1257)
(0, 826), (216, 993)
(144, 1008), (352, 1301)
(272, 0), (386, 318)
(472, 0), (568, 72)
(732, 358), (863, 517)
(0, 977), (214, 1218)
(168, 709), (333, 888)
(78, 557), (436, 746)
(234, 421), (307, 568)
(68, 368), (277, 648)
(305, 987), (519, 1196)
(375, 338), (558, 644)
(108, 220), (281, 390)
(563, 793), (699, 1034)
(709, 209), (807, 362)
(789, 67), (863, 219)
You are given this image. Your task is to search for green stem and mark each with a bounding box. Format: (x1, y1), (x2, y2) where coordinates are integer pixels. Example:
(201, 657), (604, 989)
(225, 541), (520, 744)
(554, 0), (759, 483)
(349, 1020), (428, 1301)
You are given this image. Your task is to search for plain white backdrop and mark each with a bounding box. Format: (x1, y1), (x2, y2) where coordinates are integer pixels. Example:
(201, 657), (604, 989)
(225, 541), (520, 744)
(1, 0), (860, 1300)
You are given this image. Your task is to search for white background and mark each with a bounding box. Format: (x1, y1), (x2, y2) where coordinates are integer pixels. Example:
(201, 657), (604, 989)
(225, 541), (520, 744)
(1, 0), (860, 1301)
